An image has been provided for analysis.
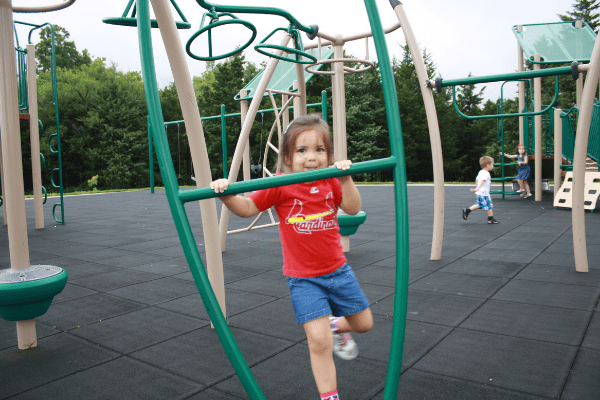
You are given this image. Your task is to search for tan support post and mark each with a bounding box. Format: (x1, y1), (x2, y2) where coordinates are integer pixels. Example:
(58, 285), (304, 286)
(295, 63), (307, 116)
(534, 54), (542, 201)
(282, 93), (290, 131)
(0, 0), (36, 349)
(571, 24), (600, 273)
(393, 3), (445, 260)
(292, 81), (300, 119)
(27, 44), (44, 229)
(332, 42), (347, 161)
(576, 21), (584, 108)
(517, 25), (525, 145)
(554, 108), (563, 199)
(1, 138), (6, 225)
(240, 89), (250, 185)
(151, 0), (226, 322)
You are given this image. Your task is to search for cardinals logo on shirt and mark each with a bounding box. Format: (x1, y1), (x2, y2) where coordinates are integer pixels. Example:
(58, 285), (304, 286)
(285, 192), (338, 234)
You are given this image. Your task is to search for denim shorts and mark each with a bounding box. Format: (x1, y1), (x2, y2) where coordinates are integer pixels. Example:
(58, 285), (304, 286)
(287, 264), (370, 325)
(475, 195), (493, 210)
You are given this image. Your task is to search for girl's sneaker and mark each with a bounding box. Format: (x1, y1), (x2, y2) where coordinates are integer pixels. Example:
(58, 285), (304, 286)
(524, 193), (532, 198)
(516, 188), (524, 193)
(332, 332), (358, 360)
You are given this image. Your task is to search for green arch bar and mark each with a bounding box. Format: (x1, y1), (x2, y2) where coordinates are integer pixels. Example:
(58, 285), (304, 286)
(134, 0), (409, 398)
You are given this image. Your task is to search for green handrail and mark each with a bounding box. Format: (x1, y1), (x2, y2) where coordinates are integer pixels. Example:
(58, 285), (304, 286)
(103, 0), (191, 29)
(254, 26), (317, 65)
(195, 0), (316, 36)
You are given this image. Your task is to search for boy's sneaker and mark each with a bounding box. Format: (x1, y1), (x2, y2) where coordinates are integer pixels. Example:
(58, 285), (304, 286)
(516, 188), (524, 193)
(524, 193), (532, 198)
(488, 218), (499, 224)
(332, 332), (358, 360)
(462, 208), (469, 220)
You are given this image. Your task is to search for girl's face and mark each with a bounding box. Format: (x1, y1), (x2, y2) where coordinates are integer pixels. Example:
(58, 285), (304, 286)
(285, 129), (330, 173)
(518, 146), (525, 155)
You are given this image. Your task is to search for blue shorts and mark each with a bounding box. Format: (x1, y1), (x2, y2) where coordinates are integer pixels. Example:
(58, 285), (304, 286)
(287, 264), (370, 325)
(475, 195), (493, 210)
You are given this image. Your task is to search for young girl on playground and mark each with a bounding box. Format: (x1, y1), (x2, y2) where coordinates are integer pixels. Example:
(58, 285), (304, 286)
(210, 114), (373, 400)
(500, 144), (532, 198)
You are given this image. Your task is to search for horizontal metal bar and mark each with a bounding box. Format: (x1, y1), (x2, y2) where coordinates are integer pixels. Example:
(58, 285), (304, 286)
(178, 157), (397, 203)
(440, 66), (573, 87)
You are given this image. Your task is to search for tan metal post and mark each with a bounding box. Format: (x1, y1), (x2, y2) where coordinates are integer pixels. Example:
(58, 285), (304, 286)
(241, 89), (250, 185)
(517, 25), (525, 145)
(282, 93), (289, 131)
(393, 3), (445, 260)
(553, 108), (563, 199)
(332, 41), (347, 161)
(151, 0), (226, 321)
(295, 63), (307, 116)
(576, 21), (584, 108)
(0, 0), (37, 349)
(27, 44), (44, 229)
(292, 80), (300, 119)
(571, 24), (600, 273)
(534, 54), (542, 201)
(1, 137), (6, 225)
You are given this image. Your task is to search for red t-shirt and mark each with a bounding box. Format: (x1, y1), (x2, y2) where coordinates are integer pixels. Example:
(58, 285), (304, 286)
(249, 178), (347, 277)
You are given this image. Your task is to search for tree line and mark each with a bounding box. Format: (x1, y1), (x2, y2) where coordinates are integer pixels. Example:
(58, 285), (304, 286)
(16, 0), (596, 192)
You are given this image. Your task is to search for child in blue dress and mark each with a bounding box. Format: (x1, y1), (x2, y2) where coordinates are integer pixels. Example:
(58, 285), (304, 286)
(499, 144), (532, 198)
(210, 114), (373, 400)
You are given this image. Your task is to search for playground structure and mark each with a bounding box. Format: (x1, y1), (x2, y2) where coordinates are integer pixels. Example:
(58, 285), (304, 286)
(0, 0), (71, 350)
(100, 0), (452, 398)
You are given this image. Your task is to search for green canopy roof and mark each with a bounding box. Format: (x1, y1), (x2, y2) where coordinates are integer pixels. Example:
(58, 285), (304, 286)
(235, 47), (334, 101)
(513, 21), (597, 64)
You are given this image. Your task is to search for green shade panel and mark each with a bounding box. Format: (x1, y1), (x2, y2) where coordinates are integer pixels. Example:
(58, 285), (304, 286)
(235, 48), (334, 101)
(513, 21), (597, 64)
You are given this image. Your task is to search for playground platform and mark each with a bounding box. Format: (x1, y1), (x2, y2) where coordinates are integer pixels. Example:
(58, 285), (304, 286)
(1, 185), (599, 399)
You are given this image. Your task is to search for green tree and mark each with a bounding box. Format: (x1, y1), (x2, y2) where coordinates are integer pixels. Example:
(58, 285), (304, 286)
(558, 0), (600, 30)
(35, 25), (92, 73)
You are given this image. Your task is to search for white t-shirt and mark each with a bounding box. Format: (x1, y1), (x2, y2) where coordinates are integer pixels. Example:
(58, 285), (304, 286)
(475, 170), (491, 196)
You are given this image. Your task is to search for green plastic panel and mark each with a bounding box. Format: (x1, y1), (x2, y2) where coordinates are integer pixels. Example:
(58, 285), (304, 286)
(235, 47), (334, 101)
(513, 22), (597, 64)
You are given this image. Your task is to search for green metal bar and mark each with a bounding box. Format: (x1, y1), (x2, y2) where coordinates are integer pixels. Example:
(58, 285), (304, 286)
(179, 157), (397, 203)
(452, 76), (560, 120)
(221, 104), (227, 179)
(134, 2), (265, 398)
(195, 0), (316, 35)
(441, 66), (572, 87)
(321, 90), (327, 121)
(363, 1), (409, 399)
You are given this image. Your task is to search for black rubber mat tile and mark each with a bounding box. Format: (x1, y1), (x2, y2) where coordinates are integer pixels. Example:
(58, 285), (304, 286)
(582, 311), (600, 350)
(70, 307), (206, 353)
(214, 343), (388, 400)
(359, 282), (396, 305)
(372, 290), (484, 327)
(106, 277), (199, 305)
(65, 248), (141, 263)
(226, 251), (284, 270)
(96, 251), (174, 268)
(409, 271), (508, 298)
(345, 247), (396, 267)
(479, 238), (553, 251)
(93, 235), (152, 247)
(353, 264), (430, 287)
(492, 280), (600, 311)
(173, 263), (267, 285)
(515, 264), (600, 287)
(460, 300), (591, 345)
(464, 247), (541, 263)
(373, 369), (548, 400)
(69, 269), (162, 292)
(531, 251), (578, 268)
(52, 282), (98, 303)
(546, 240), (600, 256)
(374, 254), (459, 271)
(225, 270), (291, 298)
(157, 289), (277, 320)
(129, 326), (293, 386)
(440, 258), (526, 278)
(130, 257), (191, 276)
(359, 315), (452, 368)
(560, 348), (600, 400)
(115, 238), (181, 252)
(6, 356), (203, 400)
(0, 318), (60, 351)
(37, 293), (145, 330)
(0, 333), (119, 398)
(414, 329), (576, 398)
(145, 244), (186, 258)
(227, 298), (304, 341)
(29, 240), (108, 256)
(53, 231), (110, 245)
(186, 388), (246, 400)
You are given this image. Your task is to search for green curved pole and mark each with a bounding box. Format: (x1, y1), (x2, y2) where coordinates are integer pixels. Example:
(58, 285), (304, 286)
(135, 1), (264, 398)
(363, 1), (409, 398)
(195, 0), (316, 36)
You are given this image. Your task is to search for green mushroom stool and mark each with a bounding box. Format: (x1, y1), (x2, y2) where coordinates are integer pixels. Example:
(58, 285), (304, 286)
(0, 265), (68, 322)
(337, 210), (367, 252)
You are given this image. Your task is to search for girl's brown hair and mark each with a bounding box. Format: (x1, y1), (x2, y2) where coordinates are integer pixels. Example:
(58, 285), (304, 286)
(277, 114), (334, 172)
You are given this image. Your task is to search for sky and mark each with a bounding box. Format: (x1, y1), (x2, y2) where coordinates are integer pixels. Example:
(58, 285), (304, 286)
(12, 0), (580, 103)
